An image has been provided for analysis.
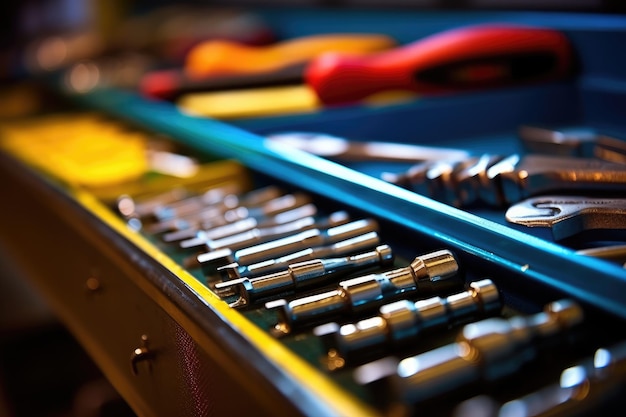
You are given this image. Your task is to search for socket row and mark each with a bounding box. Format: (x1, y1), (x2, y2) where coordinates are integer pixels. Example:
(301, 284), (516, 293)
(116, 181), (624, 417)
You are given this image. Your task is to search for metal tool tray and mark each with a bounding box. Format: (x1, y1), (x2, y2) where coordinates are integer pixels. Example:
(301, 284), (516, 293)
(2, 8), (626, 417)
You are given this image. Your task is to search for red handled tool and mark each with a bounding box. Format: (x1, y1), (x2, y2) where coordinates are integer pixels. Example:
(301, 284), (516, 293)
(141, 33), (396, 100)
(305, 24), (574, 105)
(140, 63), (306, 100)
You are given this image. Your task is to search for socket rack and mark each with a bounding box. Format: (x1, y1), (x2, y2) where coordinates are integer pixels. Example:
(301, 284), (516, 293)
(120, 158), (626, 417)
(2, 85), (626, 417)
(3, 9), (626, 417)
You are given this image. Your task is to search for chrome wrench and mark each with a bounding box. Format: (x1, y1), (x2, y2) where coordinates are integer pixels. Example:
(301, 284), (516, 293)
(518, 125), (626, 165)
(505, 196), (626, 240)
(490, 154), (626, 205)
(387, 154), (626, 207)
(266, 132), (470, 163)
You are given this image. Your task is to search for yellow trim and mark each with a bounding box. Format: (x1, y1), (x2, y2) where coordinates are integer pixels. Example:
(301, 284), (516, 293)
(87, 159), (252, 202)
(71, 183), (380, 417)
(1, 110), (379, 416)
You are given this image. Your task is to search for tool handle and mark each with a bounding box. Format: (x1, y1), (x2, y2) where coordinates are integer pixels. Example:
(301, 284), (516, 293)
(185, 33), (396, 77)
(305, 25), (573, 104)
(140, 63), (306, 100)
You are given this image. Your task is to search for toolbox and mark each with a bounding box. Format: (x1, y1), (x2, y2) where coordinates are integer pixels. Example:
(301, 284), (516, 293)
(1, 7), (626, 417)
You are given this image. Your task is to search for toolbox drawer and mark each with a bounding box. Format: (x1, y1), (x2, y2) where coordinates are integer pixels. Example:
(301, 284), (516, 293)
(2, 7), (626, 417)
(0, 154), (315, 417)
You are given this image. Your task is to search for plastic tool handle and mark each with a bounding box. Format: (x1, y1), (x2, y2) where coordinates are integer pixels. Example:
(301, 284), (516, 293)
(184, 33), (396, 77)
(140, 63), (306, 101)
(305, 24), (573, 105)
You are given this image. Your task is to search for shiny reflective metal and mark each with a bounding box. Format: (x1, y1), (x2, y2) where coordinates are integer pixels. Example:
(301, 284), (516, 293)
(576, 244), (626, 267)
(519, 125), (626, 165)
(150, 183), (250, 222)
(314, 279), (500, 366)
(181, 211), (349, 254)
(130, 334), (153, 376)
(505, 196), (626, 240)
(266, 132), (470, 163)
(117, 188), (188, 219)
(266, 249), (460, 337)
(217, 231), (383, 282)
(147, 191), (311, 234)
(354, 299), (583, 404)
(452, 340), (626, 417)
(217, 244), (394, 308)
(491, 155), (626, 205)
(411, 157), (484, 208)
(164, 203), (318, 245)
(142, 185), (279, 233)
(198, 218), (379, 278)
(386, 154), (626, 207)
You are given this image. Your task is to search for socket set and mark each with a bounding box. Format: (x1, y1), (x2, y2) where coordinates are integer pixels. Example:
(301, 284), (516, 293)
(3, 8), (626, 417)
(112, 169), (626, 416)
(2, 90), (626, 416)
(42, 81), (626, 415)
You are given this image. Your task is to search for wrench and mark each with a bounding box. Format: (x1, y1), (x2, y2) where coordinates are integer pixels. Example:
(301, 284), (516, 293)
(491, 154), (626, 205)
(387, 154), (626, 207)
(576, 245), (626, 267)
(505, 196), (626, 240)
(266, 132), (470, 163)
(518, 125), (626, 165)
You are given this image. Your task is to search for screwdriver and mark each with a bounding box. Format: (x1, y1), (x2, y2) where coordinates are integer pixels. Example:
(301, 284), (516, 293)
(266, 249), (460, 336)
(141, 63), (307, 101)
(306, 24), (573, 105)
(354, 299), (583, 405)
(184, 33), (396, 77)
(141, 33), (396, 100)
(177, 24), (573, 119)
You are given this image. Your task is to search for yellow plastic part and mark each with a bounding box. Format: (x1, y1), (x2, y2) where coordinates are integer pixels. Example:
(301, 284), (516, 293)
(178, 85), (322, 119)
(185, 33), (396, 77)
(177, 85), (420, 119)
(0, 113), (148, 187)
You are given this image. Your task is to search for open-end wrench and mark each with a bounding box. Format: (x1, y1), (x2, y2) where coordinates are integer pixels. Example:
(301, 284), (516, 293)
(386, 154), (626, 207)
(576, 245), (626, 267)
(266, 132), (470, 163)
(490, 154), (626, 206)
(505, 196), (626, 240)
(518, 125), (626, 165)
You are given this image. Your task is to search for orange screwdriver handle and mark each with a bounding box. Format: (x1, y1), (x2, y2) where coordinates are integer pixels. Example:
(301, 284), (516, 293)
(185, 33), (396, 77)
(305, 25), (574, 105)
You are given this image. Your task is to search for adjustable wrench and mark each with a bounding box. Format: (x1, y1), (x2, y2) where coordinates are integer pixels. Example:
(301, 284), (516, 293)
(505, 196), (626, 240)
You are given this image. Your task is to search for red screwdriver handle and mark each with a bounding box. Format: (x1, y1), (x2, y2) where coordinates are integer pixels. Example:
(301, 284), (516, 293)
(305, 24), (574, 105)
